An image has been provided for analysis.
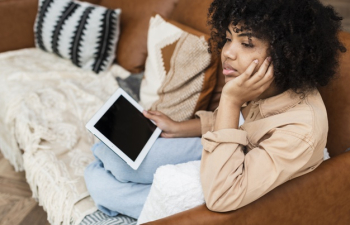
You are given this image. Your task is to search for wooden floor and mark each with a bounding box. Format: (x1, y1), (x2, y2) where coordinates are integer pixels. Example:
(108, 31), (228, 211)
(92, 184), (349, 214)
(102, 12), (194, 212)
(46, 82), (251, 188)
(0, 1), (349, 225)
(0, 152), (49, 225)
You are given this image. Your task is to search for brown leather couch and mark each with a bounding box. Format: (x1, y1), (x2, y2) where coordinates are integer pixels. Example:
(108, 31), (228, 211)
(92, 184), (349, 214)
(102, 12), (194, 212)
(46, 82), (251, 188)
(1, 0), (350, 224)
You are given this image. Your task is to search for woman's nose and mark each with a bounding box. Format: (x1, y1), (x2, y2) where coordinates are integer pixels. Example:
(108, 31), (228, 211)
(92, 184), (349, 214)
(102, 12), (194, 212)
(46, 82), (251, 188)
(222, 43), (237, 60)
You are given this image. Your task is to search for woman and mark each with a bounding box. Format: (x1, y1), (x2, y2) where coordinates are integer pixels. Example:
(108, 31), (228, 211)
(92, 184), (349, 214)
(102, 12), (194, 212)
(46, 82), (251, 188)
(84, 0), (346, 217)
(197, 0), (346, 211)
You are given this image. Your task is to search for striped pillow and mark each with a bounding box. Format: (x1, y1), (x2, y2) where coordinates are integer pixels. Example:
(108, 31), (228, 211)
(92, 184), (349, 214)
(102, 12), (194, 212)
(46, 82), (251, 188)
(34, 0), (121, 73)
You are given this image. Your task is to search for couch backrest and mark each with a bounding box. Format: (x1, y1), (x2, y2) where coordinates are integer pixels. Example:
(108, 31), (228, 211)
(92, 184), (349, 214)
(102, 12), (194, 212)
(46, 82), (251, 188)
(0, 0), (100, 54)
(169, 0), (211, 34)
(0, 0), (37, 53)
(98, 0), (179, 73)
(319, 31), (350, 157)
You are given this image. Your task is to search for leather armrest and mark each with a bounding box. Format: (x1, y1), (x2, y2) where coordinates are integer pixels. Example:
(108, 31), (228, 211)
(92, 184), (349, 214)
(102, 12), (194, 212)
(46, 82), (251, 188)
(0, 0), (39, 53)
(144, 151), (350, 225)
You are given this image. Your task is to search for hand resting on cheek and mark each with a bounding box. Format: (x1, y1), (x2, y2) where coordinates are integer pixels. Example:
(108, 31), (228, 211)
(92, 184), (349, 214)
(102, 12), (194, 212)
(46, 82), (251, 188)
(221, 56), (274, 107)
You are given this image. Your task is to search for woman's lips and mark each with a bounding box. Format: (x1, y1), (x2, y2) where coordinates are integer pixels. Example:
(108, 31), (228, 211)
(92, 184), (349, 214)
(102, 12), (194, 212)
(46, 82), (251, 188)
(222, 63), (239, 76)
(222, 68), (239, 76)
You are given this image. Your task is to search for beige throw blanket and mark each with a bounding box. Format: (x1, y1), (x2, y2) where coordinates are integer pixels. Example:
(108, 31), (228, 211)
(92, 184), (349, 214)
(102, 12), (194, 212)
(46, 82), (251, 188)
(0, 48), (120, 224)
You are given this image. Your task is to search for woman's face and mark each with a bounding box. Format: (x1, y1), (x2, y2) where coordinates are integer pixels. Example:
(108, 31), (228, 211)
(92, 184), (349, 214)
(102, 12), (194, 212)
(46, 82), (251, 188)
(221, 24), (270, 83)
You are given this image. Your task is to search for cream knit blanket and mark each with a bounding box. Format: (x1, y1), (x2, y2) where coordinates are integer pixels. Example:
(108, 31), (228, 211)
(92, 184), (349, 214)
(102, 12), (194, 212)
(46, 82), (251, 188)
(0, 48), (120, 225)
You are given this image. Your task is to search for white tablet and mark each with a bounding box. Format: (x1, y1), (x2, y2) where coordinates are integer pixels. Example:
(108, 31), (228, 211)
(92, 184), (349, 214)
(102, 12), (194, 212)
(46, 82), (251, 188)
(86, 88), (162, 170)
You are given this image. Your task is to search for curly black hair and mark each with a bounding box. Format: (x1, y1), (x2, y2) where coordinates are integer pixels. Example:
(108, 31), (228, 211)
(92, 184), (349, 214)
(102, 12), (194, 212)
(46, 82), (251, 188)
(208, 0), (347, 93)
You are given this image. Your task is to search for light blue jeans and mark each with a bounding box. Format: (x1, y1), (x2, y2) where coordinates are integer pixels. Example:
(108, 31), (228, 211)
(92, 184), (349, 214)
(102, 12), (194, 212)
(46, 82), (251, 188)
(84, 138), (203, 219)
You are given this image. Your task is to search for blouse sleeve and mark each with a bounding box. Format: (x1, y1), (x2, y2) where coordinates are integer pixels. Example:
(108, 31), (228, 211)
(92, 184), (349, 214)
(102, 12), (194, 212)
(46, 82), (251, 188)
(200, 129), (313, 212)
(195, 110), (216, 135)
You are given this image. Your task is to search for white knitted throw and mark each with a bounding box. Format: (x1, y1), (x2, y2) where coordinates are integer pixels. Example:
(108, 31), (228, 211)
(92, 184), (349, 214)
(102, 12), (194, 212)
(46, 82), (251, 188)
(0, 48), (119, 225)
(137, 161), (204, 224)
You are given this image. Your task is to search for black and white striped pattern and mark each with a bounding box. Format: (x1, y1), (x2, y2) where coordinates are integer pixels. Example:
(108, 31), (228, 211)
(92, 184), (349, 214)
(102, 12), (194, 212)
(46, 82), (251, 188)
(34, 0), (121, 73)
(79, 210), (136, 225)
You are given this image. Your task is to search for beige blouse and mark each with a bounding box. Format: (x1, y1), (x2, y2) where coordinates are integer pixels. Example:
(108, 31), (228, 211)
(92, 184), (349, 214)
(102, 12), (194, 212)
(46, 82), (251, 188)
(196, 89), (327, 212)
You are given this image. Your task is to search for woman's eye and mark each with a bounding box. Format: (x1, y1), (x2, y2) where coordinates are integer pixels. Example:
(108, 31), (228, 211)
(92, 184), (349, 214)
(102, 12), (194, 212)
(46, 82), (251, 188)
(242, 43), (254, 48)
(225, 37), (232, 42)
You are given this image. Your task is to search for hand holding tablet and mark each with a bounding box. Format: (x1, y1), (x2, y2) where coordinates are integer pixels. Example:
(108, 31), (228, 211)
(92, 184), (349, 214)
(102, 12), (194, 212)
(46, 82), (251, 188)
(86, 88), (162, 170)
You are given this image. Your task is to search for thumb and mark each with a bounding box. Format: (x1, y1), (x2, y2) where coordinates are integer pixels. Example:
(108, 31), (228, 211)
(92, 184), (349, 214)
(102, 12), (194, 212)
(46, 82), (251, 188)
(147, 110), (163, 116)
(143, 110), (158, 122)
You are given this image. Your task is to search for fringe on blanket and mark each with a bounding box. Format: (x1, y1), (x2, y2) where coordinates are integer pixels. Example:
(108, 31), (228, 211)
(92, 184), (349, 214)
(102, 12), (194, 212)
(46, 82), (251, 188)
(24, 150), (76, 225)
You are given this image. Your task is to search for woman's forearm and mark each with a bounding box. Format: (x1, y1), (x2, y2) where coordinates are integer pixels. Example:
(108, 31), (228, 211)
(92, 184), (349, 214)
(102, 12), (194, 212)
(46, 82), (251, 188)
(214, 96), (241, 131)
(176, 118), (202, 137)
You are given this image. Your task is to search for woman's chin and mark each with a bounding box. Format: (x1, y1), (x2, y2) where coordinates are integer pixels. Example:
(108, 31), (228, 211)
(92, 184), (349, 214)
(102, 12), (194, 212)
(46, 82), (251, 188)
(224, 76), (235, 83)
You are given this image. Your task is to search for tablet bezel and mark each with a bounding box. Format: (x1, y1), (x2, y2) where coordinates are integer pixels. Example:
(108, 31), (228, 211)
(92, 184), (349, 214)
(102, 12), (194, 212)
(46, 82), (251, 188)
(86, 88), (162, 170)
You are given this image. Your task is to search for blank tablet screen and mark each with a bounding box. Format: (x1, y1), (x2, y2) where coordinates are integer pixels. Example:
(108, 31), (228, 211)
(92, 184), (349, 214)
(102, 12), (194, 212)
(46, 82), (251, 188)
(94, 96), (156, 161)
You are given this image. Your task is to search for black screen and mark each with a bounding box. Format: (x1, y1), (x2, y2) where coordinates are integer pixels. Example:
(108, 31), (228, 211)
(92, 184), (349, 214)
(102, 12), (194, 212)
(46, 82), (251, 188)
(94, 96), (156, 161)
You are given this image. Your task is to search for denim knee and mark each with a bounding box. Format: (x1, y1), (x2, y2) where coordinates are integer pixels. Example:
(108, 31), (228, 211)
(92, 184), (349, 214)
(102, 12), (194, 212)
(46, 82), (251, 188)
(84, 159), (150, 218)
(84, 160), (120, 216)
(92, 144), (133, 182)
(84, 160), (103, 196)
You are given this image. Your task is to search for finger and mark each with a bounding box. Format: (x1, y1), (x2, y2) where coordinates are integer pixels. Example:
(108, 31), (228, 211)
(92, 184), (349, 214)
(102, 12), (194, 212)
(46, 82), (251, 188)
(250, 57), (271, 84)
(147, 110), (163, 116)
(241, 59), (259, 81)
(255, 66), (275, 92)
(160, 132), (173, 138)
(143, 110), (159, 121)
(256, 63), (274, 87)
(260, 57), (272, 75)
